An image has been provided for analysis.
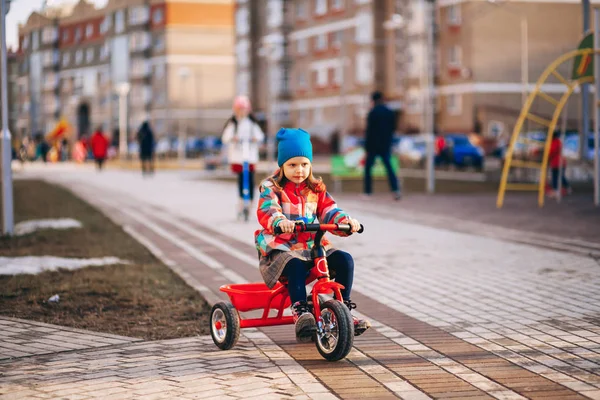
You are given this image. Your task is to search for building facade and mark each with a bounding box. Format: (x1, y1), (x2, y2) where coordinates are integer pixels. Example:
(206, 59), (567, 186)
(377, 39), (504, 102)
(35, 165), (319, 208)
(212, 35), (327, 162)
(0, 50), (19, 137)
(235, 0), (408, 149)
(15, 0), (235, 143)
(407, 0), (587, 138)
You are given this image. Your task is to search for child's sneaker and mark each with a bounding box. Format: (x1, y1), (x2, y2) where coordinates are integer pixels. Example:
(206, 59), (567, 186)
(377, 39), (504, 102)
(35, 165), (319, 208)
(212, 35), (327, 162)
(344, 300), (371, 336)
(292, 301), (316, 342)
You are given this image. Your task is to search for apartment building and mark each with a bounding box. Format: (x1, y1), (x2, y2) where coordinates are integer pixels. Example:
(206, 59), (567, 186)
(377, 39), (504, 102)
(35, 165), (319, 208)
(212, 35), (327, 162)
(15, 0), (235, 142)
(235, 0), (408, 147)
(406, 0), (586, 137)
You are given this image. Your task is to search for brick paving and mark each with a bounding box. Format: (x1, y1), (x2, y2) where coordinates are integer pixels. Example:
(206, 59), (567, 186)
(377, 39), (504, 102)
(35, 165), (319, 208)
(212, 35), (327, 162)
(5, 167), (600, 399)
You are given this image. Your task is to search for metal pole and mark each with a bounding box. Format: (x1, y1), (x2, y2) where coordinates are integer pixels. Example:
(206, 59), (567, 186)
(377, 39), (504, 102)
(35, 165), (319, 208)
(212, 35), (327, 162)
(583, 0), (591, 160)
(521, 17), (528, 110)
(557, 99), (568, 203)
(178, 73), (188, 167)
(424, 0), (435, 193)
(1, 0), (14, 235)
(117, 83), (130, 159)
(594, 7), (600, 206)
(339, 31), (347, 155)
(269, 54), (277, 167)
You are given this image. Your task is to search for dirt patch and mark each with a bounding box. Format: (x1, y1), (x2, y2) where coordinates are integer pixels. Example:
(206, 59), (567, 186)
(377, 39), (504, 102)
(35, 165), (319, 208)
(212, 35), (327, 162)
(0, 180), (210, 340)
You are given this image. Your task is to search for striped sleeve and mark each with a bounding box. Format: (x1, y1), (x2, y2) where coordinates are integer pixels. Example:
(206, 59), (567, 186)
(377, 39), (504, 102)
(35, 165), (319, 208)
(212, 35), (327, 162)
(257, 181), (286, 233)
(317, 191), (350, 236)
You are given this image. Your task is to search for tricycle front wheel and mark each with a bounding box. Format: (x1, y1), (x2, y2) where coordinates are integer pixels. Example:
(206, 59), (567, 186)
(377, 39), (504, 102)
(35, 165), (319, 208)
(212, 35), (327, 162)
(315, 300), (354, 361)
(210, 302), (240, 350)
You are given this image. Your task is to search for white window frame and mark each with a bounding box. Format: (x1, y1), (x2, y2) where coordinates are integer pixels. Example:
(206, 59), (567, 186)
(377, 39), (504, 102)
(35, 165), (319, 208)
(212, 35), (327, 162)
(355, 11), (373, 44)
(297, 71), (307, 89)
(154, 36), (165, 52)
(75, 27), (82, 42)
(22, 35), (29, 50)
(332, 31), (343, 49)
(448, 45), (462, 67)
(86, 23), (94, 38)
(446, 93), (462, 115)
(315, 34), (327, 51)
(100, 15), (112, 34)
(315, 0), (327, 16)
(115, 10), (125, 33)
(42, 27), (57, 44)
(153, 8), (164, 24)
(267, 0), (283, 28)
(75, 50), (83, 65)
(129, 5), (150, 25)
(62, 52), (70, 67)
(297, 38), (308, 55)
(447, 5), (461, 26)
(316, 68), (327, 87)
(86, 48), (94, 63)
(100, 42), (110, 60)
(32, 31), (39, 50)
(333, 66), (342, 86)
(154, 63), (165, 79)
(62, 30), (69, 42)
(236, 7), (250, 36)
(296, 0), (307, 20)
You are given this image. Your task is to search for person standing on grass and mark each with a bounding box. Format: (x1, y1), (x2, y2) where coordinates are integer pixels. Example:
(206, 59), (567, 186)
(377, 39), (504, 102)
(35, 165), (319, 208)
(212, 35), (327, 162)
(363, 91), (401, 200)
(90, 126), (110, 171)
(137, 120), (156, 176)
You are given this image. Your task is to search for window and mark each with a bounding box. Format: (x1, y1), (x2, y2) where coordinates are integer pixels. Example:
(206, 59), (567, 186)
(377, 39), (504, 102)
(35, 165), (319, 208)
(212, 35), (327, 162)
(42, 27), (57, 44)
(333, 66), (342, 85)
(355, 52), (373, 84)
(267, 0), (283, 28)
(115, 10), (125, 33)
(154, 36), (165, 52)
(297, 71), (307, 89)
(86, 23), (94, 38)
(62, 52), (70, 67)
(154, 63), (165, 79)
(100, 15), (112, 34)
(236, 39), (249, 67)
(355, 12), (373, 43)
(75, 27), (82, 42)
(315, 34), (327, 51)
(316, 68), (327, 87)
(407, 91), (421, 114)
(62, 29), (69, 42)
(448, 45), (461, 67)
(296, 0), (307, 20)
(100, 42), (110, 60)
(446, 94), (462, 115)
(236, 71), (250, 96)
(130, 31), (151, 51)
(297, 38), (308, 55)
(315, 0), (327, 16)
(332, 0), (344, 11)
(22, 35), (29, 50)
(75, 50), (83, 65)
(129, 5), (150, 25)
(447, 5), (461, 26)
(86, 48), (94, 63)
(153, 8), (164, 24)
(236, 7), (249, 36)
(332, 31), (343, 49)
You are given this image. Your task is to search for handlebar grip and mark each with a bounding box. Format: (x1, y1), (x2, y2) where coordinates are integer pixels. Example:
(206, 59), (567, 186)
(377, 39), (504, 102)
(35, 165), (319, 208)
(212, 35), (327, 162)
(357, 224), (364, 234)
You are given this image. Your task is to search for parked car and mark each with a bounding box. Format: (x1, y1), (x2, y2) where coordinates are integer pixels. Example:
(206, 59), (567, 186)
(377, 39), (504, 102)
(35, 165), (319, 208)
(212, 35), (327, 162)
(445, 134), (485, 171)
(395, 135), (427, 167)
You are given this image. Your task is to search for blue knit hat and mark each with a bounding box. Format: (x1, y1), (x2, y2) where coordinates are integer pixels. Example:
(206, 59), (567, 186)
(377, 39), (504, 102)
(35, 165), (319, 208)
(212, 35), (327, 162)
(276, 128), (313, 167)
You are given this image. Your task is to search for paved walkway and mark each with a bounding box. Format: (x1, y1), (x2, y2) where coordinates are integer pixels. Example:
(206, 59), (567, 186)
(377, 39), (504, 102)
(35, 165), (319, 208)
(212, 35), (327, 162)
(3, 166), (600, 399)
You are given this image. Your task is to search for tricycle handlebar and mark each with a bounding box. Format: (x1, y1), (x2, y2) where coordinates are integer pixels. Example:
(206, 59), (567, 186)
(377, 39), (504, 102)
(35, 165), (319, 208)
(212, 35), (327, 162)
(274, 223), (364, 235)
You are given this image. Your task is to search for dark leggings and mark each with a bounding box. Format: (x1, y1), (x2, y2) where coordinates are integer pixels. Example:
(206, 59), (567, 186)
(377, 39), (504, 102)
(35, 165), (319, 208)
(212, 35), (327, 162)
(281, 250), (354, 305)
(237, 170), (255, 201)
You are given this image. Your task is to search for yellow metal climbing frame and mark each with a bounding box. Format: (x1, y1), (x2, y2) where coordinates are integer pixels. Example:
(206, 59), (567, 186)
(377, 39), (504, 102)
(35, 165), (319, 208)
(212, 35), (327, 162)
(497, 48), (598, 208)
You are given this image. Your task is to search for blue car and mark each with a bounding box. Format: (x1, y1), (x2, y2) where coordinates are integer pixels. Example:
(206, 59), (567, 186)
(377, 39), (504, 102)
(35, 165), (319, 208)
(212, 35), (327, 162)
(445, 134), (485, 171)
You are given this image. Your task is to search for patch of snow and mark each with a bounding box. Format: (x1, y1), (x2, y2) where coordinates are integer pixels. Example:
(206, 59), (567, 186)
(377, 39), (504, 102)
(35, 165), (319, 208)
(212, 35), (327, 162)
(0, 256), (129, 275)
(15, 218), (83, 236)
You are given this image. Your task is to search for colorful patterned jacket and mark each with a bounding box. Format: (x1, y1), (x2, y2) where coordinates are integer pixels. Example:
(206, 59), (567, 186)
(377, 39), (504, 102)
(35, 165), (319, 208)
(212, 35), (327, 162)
(254, 179), (350, 257)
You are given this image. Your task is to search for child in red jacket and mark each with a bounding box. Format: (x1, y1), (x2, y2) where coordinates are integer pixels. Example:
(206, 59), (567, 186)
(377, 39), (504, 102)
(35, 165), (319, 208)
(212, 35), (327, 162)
(255, 128), (370, 342)
(548, 131), (571, 197)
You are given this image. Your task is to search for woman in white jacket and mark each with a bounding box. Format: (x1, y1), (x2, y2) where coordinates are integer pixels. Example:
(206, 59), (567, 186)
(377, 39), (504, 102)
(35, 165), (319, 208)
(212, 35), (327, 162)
(221, 95), (265, 218)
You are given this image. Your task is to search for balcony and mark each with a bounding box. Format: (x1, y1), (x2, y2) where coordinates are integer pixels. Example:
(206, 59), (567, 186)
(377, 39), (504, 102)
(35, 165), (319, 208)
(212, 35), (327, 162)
(129, 31), (152, 53)
(130, 60), (152, 79)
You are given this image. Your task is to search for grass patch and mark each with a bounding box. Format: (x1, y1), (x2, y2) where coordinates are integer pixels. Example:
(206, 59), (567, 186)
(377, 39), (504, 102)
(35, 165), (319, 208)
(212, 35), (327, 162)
(0, 180), (210, 340)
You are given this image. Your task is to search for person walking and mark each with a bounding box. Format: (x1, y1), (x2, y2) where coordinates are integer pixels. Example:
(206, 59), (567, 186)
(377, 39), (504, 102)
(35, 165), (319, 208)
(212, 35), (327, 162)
(90, 126), (110, 170)
(137, 120), (155, 176)
(363, 91), (401, 200)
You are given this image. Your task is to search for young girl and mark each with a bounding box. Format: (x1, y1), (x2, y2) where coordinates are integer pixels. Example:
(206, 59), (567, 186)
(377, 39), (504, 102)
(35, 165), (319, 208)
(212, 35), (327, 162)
(255, 128), (370, 342)
(221, 95), (265, 219)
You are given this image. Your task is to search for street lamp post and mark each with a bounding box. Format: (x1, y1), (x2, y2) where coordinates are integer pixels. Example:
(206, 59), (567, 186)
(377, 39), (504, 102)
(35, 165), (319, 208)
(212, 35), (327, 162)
(115, 82), (131, 159)
(1, 0), (14, 235)
(258, 38), (280, 167)
(178, 67), (190, 167)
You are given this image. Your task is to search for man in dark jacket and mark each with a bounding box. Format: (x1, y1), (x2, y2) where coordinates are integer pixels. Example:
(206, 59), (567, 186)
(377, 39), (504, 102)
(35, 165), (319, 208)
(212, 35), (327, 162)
(364, 91), (401, 200)
(137, 120), (155, 176)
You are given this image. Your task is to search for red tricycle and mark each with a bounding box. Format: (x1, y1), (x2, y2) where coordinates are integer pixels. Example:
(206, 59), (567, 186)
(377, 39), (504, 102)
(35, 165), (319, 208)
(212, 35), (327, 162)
(209, 222), (363, 361)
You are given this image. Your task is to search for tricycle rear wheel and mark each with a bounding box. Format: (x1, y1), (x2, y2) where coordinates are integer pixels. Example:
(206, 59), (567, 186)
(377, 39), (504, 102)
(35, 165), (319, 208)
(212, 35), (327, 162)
(315, 300), (354, 361)
(210, 302), (240, 350)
